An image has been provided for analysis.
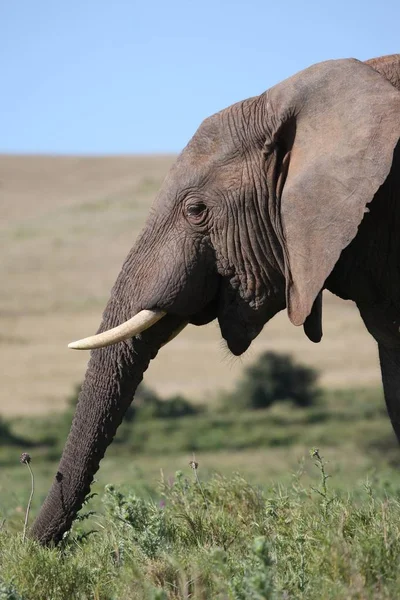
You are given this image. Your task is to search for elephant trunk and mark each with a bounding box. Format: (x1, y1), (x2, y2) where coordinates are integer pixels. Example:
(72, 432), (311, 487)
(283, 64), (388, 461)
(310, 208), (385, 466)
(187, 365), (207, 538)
(30, 296), (181, 545)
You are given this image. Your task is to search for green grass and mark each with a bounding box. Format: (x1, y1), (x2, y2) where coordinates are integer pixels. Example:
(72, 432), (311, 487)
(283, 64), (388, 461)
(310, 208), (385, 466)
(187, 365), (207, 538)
(1, 386), (400, 598)
(2, 459), (400, 599)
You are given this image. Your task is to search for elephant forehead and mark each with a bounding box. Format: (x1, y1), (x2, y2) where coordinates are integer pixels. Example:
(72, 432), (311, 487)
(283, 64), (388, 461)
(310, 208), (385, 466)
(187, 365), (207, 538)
(158, 153), (231, 202)
(163, 155), (249, 207)
(151, 97), (263, 209)
(180, 125), (237, 173)
(179, 95), (262, 169)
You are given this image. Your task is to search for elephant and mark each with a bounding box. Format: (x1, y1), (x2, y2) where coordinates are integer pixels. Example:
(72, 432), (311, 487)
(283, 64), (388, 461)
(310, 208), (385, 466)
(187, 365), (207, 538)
(31, 54), (400, 545)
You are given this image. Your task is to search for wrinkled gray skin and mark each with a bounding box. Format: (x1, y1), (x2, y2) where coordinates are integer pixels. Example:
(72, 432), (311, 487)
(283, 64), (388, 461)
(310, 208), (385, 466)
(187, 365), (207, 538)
(31, 55), (400, 545)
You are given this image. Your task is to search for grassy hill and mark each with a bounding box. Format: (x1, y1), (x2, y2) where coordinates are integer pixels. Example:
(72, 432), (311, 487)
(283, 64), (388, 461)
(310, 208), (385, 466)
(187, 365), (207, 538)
(0, 155), (380, 415)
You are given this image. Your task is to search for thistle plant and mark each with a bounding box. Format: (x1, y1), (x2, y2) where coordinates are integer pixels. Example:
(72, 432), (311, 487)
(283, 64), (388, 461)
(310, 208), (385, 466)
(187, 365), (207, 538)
(20, 453), (34, 542)
(189, 456), (208, 508)
(310, 448), (335, 517)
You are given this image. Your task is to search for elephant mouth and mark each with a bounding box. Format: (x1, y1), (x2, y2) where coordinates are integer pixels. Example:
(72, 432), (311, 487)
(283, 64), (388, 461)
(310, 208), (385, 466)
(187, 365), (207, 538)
(215, 279), (286, 356)
(187, 280), (258, 355)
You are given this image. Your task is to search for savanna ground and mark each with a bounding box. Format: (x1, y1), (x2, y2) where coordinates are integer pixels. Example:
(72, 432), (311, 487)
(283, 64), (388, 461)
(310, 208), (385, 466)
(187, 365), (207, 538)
(1, 156), (400, 598)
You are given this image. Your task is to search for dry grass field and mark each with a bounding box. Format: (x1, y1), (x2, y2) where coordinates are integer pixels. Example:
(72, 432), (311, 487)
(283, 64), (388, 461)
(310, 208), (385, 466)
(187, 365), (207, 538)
(0, 155), (381, 416)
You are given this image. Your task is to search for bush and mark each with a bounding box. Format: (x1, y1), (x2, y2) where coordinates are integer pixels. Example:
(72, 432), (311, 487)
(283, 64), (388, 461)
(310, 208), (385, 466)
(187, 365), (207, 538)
(231, 351), (319, 410)
(133, 390), (200, 421)
(0, 417), (30, 447)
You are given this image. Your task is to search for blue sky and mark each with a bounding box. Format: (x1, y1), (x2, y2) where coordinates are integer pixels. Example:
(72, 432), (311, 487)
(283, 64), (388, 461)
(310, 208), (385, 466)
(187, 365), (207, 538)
(1, 0), (399, 154)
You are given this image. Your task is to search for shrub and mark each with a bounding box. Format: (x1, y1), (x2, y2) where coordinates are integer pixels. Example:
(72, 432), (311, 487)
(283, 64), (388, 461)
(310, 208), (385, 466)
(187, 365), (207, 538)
(136, 393), (200, 421)
(0, 417), (30, 447)
(127, 385), (200, 421)
(232, 351), (319, 410)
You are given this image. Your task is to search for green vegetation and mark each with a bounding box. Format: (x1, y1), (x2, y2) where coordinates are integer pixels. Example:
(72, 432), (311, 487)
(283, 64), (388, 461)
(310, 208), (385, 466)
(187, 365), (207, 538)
(3, 385), (392, 461)
(1, 352), (400, 598)
(0, 418), (30, 448)
(2, 457), (400, 599)
(228, 351), (319, 409)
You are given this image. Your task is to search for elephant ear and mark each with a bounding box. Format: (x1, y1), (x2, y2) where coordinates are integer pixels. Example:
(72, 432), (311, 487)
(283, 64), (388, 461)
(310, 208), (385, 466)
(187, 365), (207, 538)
(268, 58), (400, 326)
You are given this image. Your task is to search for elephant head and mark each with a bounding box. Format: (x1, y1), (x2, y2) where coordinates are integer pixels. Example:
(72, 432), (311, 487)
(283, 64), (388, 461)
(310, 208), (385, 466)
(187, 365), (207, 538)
(31, 57), (400, 544)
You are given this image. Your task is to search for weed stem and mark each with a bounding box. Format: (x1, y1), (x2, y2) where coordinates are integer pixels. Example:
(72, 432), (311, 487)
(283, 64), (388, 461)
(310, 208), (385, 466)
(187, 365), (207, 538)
(20, 453), (34, 543)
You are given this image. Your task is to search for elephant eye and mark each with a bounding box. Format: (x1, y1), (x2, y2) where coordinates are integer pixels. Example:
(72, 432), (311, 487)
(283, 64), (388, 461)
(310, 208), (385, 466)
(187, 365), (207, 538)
(185, 202), (207, 220)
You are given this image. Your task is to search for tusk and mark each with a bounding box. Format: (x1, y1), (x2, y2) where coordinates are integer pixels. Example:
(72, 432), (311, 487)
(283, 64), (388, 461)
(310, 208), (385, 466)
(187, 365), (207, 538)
(68, 309), (166, 350)
(161, 322), (188, 347)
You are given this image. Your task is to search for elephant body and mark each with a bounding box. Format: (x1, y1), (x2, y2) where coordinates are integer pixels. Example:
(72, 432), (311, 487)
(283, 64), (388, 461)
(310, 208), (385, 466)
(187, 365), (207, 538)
(31, 54), (400, 545)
